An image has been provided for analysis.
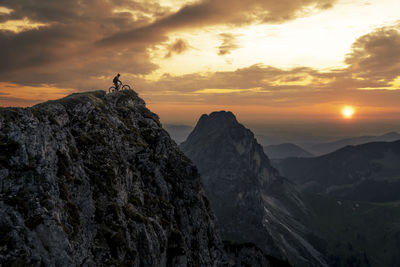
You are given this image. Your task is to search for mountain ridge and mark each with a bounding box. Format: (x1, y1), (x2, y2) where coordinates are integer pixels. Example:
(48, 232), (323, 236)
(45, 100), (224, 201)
(0, 90), (227, 266)
(307, 131), (400, 155)
(274, 140), (400, 201)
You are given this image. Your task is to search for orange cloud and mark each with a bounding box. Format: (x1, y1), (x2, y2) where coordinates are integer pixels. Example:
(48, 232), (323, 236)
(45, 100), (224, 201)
(345, 22), (400, 82)
(0, 82), (75, 107)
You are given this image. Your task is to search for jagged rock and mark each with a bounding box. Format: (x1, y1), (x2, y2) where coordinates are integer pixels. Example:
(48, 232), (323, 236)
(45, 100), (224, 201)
(181, 111), (328, 267)
(0, 90), (226, 266)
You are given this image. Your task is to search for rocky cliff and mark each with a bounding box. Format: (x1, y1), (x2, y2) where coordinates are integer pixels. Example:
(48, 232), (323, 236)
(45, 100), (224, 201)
(0, 90), (226, 266)
(180, 111), (327, 266)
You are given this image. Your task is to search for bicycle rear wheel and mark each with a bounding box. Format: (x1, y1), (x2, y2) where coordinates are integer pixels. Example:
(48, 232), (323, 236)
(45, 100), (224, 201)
(108, 86), (116, 93)
(122, 84), (131, 90)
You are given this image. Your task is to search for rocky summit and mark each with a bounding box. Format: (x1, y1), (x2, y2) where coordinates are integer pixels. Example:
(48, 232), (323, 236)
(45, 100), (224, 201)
(181, 111), (328, 267)
(0, 90), (226, 266)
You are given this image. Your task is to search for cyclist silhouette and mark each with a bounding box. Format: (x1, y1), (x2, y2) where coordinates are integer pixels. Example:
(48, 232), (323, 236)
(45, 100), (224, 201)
(113, 73), (121, 91)
(108, 74), (131, 93)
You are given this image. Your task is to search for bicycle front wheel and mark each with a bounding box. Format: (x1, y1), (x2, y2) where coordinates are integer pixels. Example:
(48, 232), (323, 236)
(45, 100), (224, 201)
(122, 85), (131, 90)
(108, 86), (116, 93)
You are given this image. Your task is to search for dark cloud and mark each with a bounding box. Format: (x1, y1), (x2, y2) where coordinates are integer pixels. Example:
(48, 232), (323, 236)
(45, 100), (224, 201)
(217, 33), (240, 56)
(0, 0), (169, 89)
(0, 47), (158, 91)
(0, 25), (83, 74)
(164, 38), (189, 58)
(345, 23), (400, 82)
(99, 0), (338, 47)
(141, 67), (314, 95)
(0, 0), (168, 25)
(0, 0), (338, 90)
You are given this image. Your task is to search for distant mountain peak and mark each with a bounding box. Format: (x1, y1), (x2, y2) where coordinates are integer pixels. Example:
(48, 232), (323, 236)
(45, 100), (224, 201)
(185, 111), (255, 149)
(196, 110), (238, 130)
(181, 111), (327, 266)
(208, 110), (236, 119)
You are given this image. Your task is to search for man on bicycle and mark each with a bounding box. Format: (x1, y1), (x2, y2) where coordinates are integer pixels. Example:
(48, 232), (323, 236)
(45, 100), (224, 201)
(113, 73), (121, 91)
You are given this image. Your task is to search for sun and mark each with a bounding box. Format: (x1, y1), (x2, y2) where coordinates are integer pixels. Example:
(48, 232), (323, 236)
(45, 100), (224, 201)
(341, 106), (355, 119)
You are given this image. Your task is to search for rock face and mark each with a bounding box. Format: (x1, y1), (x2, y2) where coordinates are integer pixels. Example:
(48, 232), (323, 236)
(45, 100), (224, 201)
(0, 90), (225, 266)
(181, 111), (328, 267)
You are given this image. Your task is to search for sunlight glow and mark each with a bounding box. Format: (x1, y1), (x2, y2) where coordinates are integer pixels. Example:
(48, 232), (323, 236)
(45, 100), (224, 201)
(195, 88), (265, 94)
(0, 6), (12, 14)
(0, 18), (48, 33)
(342, 106), (355, 119)
(148, 0), (400, 78)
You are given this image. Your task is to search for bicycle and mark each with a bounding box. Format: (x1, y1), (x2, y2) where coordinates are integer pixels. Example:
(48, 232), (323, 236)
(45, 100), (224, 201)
(108, 81), (131, 93)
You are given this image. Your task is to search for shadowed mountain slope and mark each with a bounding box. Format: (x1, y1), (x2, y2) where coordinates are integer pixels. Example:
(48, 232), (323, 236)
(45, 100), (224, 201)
(181, 111), (327, 267)
(307, 132), (400, 156)
(274, 140), (400, 201)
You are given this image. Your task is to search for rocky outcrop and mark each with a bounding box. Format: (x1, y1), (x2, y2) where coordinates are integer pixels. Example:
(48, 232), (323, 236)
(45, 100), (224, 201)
(181, 111), (328, 266)
(0, 90), (226, 266)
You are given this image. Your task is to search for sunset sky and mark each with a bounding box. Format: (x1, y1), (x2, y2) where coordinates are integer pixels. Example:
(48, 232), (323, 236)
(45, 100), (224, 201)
(0, 0), (399, 136)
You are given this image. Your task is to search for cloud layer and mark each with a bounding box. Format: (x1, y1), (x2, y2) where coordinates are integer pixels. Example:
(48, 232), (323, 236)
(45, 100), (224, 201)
(0, 0), (399, 122)
(137, 24), (400, 109)
(345, 23), (400, 82)
(0, 0), (337, 89)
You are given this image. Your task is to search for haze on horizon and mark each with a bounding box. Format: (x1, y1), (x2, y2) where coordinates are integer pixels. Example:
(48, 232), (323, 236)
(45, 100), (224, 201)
(0, 0), (399, 136)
